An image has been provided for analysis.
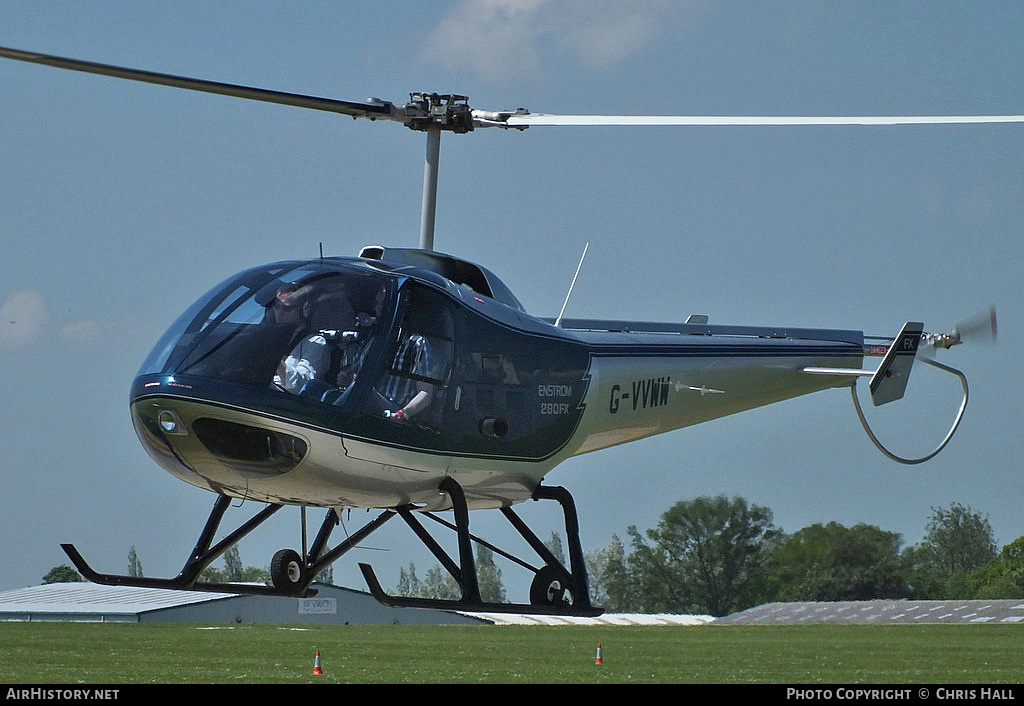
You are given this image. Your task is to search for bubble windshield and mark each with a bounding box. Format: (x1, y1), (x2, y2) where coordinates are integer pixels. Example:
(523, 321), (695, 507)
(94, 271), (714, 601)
(139, 262), (394, 402)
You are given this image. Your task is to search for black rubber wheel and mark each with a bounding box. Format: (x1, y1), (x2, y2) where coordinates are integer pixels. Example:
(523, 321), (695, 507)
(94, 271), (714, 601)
(270, 549), (305, 593)
(529, 565), (573, 607)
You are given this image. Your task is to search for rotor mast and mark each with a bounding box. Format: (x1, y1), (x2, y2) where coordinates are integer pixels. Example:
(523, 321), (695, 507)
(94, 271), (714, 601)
(420, 126), (441, 251)
(400, 93), (479, 251)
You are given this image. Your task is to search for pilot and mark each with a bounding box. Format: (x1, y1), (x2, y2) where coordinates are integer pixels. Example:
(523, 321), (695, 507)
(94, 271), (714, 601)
(269, 284), (343, 396)
(377, 291), (455, 424)
(274, 331), (332, 394)
(266, 284), (307, 325)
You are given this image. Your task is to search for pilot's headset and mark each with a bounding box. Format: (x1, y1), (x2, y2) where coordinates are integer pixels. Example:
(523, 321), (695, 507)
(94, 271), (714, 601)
(259, 282), (314, 325)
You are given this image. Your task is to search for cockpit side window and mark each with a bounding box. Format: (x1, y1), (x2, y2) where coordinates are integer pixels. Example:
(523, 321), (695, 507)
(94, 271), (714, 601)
(365, 284), (455, 430)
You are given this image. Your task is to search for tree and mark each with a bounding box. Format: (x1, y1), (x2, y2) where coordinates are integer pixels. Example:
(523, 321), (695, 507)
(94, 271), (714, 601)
(223, 546), (244, 581)
(624, 496), (779, 616)
(476, 545), (506, 603)
(394, 545), (506, 602)
(419, 565), (461, 600)
(42, 565), (83, 584)
(910, 502), (997, 598)
(397, 563), (423, 596)
(544, 531), (566, 566)
(199, 565), (226, 583)
(763, 522), (910, 601)
(128, 546), (144, 578)
(584, 534), (626, 609)
(965, 536), (1024, 599)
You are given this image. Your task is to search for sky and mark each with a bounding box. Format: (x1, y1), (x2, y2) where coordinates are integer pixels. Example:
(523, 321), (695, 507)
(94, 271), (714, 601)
(2, 1), (1022, 599)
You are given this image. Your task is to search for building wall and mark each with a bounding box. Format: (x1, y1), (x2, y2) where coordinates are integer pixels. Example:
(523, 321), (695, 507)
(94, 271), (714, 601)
(140, 585), (487, 625)
(0, 583), (488, 625)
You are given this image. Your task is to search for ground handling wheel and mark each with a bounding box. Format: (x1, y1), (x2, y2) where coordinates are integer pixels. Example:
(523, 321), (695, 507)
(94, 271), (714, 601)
(270, 549), (306, 594)
(529, 564), (573, 608)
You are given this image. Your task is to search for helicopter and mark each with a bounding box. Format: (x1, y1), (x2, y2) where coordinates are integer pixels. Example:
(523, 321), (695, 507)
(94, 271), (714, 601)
(0, 46), (1005, 616)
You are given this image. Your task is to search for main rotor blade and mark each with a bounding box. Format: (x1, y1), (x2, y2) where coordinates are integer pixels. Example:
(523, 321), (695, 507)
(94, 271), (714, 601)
(503, 114), (1024, 127)
(0, 45), (396, 120)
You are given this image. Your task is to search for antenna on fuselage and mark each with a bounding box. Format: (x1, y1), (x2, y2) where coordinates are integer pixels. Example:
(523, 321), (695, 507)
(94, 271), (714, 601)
(555, 242), (589, 328)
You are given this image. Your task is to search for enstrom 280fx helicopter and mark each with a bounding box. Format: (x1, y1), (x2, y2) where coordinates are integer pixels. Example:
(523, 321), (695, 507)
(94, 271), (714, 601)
(1, 46), (1007, 616)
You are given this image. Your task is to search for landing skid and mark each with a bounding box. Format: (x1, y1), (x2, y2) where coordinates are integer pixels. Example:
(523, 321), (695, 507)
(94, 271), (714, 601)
(61, 479), (603, 617)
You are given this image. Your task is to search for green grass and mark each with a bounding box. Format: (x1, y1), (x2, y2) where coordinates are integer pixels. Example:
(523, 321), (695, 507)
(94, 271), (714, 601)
(1, 622), (1021, 684)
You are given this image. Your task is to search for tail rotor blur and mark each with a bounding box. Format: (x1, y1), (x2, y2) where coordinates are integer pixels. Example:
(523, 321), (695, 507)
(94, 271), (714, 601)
(922, 306), (997, 355)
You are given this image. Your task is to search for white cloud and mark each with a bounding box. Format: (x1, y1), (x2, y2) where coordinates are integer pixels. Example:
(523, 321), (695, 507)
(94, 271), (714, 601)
(423, 0), (549, 81)
(1, 290), (104, 349)
(422, 0), (690, 81)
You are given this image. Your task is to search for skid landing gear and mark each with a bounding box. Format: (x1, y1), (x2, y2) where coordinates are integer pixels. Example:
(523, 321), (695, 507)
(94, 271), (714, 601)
(61, 479), (602, 616)
(358, 478), (603, 616)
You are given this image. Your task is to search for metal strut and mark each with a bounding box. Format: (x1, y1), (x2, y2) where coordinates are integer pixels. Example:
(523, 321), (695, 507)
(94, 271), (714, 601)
(358, 477), (603, 616)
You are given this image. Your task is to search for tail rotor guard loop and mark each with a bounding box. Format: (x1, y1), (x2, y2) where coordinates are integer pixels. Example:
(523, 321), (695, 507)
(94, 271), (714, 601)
(851, 357), (969, 465)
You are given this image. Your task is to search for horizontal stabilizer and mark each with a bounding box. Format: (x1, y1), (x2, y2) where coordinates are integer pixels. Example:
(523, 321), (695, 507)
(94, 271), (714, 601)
(869, 322), (923, 406)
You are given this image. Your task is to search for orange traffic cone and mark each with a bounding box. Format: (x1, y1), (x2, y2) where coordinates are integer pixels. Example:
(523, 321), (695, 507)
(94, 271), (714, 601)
(595, 643), (603, 665)
(312, 649), (324, 676)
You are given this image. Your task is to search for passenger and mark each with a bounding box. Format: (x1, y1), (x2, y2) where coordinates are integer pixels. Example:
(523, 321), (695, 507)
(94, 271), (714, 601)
(381, 331), (433, 422)
(334, 285), (387, 390)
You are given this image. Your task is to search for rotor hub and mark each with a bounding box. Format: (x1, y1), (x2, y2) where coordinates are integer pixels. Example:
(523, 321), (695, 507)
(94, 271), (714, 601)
(404, 92), (475, 133)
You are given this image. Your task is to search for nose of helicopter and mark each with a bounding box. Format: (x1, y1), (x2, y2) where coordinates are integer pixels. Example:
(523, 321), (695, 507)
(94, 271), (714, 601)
(131, 391), (462, 513)
(130, 384), (311, 490)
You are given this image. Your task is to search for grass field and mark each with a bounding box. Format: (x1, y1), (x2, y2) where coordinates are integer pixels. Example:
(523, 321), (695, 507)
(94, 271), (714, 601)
(1, 622), (1022, 684)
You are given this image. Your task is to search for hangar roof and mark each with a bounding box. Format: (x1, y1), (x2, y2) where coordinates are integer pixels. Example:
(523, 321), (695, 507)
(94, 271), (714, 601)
(0, 582), (234, 616)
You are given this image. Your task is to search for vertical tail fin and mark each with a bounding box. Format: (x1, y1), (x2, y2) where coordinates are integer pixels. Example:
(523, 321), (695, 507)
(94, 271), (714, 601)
(869, 322), (923, 406)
